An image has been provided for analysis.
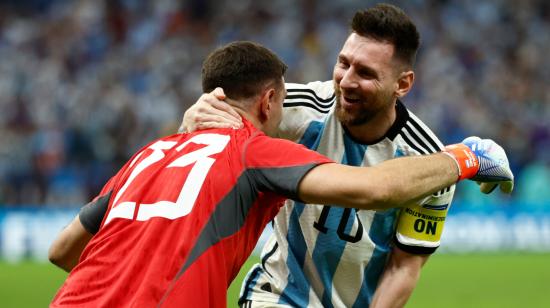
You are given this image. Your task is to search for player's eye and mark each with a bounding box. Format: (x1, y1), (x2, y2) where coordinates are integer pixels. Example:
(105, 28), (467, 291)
(337, 60), (349, 69)
(358, 70), (371, 78)
(358, 69), (376, 80)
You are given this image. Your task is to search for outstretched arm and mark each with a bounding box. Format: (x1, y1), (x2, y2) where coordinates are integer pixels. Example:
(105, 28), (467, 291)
(298, 138), (513, 210)
(298, 152), (458, 210)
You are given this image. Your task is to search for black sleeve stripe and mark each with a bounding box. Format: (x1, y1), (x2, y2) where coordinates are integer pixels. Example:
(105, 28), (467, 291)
(287, 88), (335, 103)
(408, 112), (445, 145)
(395, 111), (452, 197)
(434, 185), (453, 197)
(261, 241), (278, 278)
(400, 112), (450, 197)
(400, 129), (451, 196)
(407, 117), (444, 151)
(394, 235), (438, 255)
(79, 191), (112, 235)
(398, 128), (429, 155)
(239, 266), (262, 305)
(404, 123), (438, 154)
(285, 94), (335, 108)
(282, 102), (331, 114)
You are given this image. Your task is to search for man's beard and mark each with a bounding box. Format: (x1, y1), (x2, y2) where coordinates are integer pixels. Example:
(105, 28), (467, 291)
(334, 85), (394, 127)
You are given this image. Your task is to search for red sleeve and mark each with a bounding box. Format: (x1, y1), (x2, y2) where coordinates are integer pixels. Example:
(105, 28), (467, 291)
(242, 134), (333, 201)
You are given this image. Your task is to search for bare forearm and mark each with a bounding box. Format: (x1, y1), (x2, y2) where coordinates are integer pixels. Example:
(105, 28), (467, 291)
(371, 266), (419, 308)
(363, 153), (457, 208)
(49, 216), (93, 272)
(299, 153), (458, 210)
(371, 248), (428, 308)
(50, 246), (84, 272)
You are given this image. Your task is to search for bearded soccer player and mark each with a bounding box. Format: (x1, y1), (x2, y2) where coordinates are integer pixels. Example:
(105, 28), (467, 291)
(49, 41), (512, 307)
(180, 4), (513, 308)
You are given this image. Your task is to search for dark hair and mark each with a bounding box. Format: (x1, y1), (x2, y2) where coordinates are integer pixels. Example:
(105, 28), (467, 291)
(351, 4), (420, 67)
(202, 41), (287, 100)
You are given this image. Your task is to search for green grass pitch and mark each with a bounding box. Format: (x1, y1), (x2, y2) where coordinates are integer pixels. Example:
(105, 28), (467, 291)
(1, 253), (548, 307)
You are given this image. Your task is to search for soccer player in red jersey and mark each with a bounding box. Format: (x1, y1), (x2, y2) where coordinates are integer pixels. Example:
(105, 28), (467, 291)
(49, 41), (512, 307)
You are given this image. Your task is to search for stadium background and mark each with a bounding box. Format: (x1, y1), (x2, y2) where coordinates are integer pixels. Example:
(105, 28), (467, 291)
(0, 0), (548, 306)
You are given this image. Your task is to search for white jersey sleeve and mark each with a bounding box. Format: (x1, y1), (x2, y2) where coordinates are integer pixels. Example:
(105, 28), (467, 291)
(392, 111), (456, 254)
(277, 81), (335, 142)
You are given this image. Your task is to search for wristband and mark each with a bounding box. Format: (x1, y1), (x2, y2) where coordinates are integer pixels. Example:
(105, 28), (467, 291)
(442, 144), (479, 181)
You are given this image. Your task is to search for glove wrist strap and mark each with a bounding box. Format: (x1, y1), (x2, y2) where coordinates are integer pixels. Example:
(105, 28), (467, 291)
(443, 144), (480, 181)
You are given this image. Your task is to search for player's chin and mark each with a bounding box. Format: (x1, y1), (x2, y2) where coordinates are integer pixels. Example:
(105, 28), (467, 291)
(336, 107), (360, 126)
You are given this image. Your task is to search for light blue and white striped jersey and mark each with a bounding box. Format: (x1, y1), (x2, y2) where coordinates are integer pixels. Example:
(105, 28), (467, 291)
(239, 81), (455, 308)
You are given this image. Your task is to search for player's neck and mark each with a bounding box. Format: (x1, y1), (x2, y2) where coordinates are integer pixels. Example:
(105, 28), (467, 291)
(344, 104), (397, 144)
(235, 110), (260, 128)
(230, 105), (265, 133)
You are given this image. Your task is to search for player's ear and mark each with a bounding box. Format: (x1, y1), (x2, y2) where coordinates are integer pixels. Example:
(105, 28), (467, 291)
(259, 88), (276, 121)
(395, 70), (414, 98)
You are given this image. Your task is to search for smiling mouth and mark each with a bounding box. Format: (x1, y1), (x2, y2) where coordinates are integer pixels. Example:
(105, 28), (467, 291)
(344, 97), (360, 103)
(341, 94), (362, 105)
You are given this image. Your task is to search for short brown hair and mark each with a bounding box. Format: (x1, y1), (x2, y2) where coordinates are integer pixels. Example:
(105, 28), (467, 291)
(351, 4), (420, 67)
(202, 41), (287, 100)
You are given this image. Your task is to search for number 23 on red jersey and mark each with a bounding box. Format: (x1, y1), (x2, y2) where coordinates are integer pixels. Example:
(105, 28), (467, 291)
(104, 133), (230, 225)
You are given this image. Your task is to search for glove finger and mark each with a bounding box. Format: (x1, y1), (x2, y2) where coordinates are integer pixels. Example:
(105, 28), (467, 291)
(479, 182), (498, 194)
(499, 181), (514, 194)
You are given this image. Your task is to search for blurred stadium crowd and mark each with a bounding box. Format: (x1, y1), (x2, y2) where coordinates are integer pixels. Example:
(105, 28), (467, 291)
(0, 0), (548, 207)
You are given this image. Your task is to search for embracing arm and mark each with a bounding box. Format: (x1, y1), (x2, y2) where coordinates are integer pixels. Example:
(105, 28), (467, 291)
(298, 136), (514, 210)
(48, 215), (93, 272)
(179, 87), (242, 133)
(370, 247), (429, 308)
(298, 153), (458, 210)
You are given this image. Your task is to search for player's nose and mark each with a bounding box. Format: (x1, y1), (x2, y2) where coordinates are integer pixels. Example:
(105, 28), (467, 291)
(339, 68), (358, 89)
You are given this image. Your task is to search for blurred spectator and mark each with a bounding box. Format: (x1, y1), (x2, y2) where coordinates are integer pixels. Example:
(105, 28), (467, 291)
(0, 0), (548, 207)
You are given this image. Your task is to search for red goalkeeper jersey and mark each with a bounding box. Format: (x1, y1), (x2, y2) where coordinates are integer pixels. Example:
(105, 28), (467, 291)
(50, 119), (332, 308)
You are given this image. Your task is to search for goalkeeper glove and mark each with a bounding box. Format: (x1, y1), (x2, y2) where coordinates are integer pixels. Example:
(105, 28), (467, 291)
(443, 136), (514, 194)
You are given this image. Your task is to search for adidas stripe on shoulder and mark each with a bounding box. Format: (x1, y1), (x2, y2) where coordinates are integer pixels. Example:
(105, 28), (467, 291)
(284, 81), (335, 114)
(398, 110), (449, 197)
